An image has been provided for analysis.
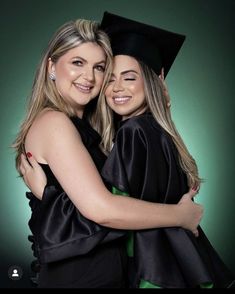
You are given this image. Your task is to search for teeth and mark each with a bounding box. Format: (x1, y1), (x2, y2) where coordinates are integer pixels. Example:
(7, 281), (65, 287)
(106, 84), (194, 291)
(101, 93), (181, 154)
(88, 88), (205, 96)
(78, 85), (91, 90)
(113, 97), (131, 103)
(74, 83), (92, 91)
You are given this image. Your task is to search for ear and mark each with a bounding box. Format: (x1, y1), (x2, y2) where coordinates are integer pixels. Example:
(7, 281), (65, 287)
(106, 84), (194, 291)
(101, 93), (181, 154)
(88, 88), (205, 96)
(48, 57), (55, 75)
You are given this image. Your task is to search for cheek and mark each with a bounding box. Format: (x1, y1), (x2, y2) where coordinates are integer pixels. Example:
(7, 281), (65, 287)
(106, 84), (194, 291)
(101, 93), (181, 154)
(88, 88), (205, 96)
(104, 88), (112, 106)
(106, 97), (113, 109)
(67, 68), (79, 78)
(56, 66), (76, 80)
(131, 83), (145, 100)
(129, 84), (140, 97)
(95, 74), (105, 87)
(104, 85), (112, 97)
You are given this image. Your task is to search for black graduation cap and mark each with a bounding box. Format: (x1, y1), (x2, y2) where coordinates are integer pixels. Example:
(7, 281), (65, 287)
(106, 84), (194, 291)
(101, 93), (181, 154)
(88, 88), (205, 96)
(101, 11), (186, 77)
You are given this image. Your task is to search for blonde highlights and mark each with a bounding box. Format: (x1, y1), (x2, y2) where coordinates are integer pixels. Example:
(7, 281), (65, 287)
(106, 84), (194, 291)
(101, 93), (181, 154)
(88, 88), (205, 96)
(97, 59), (202, 188)
(13, 19), (112, 174)
(139, 62), (202, 188)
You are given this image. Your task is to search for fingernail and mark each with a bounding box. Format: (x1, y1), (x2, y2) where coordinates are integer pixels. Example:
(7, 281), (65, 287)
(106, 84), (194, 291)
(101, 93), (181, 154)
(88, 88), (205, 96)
(26, 152), (32, 158)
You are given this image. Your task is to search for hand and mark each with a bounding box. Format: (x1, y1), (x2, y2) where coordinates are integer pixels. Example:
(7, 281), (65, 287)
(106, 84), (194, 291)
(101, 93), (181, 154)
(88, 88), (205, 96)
(19, 153), (47, 200)
(178, 188), (203, 237)
(159, 68), (171, 108)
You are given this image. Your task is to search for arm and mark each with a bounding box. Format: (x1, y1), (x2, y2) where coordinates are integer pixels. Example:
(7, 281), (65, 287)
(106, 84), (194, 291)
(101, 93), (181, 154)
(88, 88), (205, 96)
(22, 111), (202, 231)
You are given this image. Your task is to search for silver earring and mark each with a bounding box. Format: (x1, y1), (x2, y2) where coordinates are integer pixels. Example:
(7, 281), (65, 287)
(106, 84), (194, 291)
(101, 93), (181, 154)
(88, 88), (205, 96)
(49, 72), (56, 81)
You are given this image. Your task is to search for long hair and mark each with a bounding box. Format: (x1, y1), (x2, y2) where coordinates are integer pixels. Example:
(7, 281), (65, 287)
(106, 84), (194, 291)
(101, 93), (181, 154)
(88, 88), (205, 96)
(96, 59), (202, 188)
(13, 19), (112, 174)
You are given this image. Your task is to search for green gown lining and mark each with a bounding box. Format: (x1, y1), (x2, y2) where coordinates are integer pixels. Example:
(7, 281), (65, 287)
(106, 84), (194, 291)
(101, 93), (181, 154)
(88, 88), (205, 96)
(112, 186), (213, 289)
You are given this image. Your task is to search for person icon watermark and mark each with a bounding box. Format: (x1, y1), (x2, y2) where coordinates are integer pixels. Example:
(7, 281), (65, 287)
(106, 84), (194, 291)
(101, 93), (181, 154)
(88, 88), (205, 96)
(8, 265), (23, 280)
(12, 269), (19, 277)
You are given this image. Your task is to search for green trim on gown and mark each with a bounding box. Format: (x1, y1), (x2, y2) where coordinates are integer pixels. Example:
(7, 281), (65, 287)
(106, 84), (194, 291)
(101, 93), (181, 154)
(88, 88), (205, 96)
(112, 186), (213, 289)
(112, 186), (161, 288)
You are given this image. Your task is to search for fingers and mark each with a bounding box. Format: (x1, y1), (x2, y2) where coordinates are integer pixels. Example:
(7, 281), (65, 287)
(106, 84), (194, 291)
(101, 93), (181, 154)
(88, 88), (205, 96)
(26, 152), (39, 168)
(19, 152), (39, 178)
(194, 202), (204, 216)
(187, 188), (197, 199)
(158, 69), (171, 109)
(185, 186), (200, 200)
(159, 68), (164, 80)
(19, 163), (25, 176)
(193, 229), (199, 238)
(19, 153), (31, 175)
(195, 203), (203, 234)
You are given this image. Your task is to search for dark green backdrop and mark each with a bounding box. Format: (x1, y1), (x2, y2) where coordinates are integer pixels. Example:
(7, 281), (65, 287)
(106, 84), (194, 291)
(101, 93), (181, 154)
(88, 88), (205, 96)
(0, 0), (234, 288)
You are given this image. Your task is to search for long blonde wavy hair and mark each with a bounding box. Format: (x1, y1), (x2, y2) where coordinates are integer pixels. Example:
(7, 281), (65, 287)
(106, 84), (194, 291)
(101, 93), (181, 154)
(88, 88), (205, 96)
(94, 59), (202, 188)
(13, 19), (113, 174)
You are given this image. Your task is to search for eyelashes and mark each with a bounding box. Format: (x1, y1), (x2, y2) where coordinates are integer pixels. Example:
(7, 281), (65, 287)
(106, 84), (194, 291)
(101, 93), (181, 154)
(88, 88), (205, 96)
(72, 60), (105, 72)
(107, 77), (137, 83)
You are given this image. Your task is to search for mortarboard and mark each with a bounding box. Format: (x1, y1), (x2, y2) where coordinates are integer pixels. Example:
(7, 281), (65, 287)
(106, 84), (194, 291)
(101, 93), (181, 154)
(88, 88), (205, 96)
(101, 11), (186, 77)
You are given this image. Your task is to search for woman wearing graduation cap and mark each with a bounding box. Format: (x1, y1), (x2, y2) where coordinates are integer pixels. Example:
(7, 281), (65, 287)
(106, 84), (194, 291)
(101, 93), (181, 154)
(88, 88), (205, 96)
(98, 12), (235, 288)
(15, 15), (203, 288)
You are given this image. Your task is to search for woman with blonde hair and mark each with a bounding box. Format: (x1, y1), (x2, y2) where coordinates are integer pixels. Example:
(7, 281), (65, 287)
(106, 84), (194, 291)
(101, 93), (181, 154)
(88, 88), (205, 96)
(15, 17), (203, 287)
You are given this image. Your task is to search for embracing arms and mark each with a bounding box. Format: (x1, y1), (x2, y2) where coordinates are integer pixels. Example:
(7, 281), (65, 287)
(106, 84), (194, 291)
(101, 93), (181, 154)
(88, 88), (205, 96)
(21, 110), (202, 233)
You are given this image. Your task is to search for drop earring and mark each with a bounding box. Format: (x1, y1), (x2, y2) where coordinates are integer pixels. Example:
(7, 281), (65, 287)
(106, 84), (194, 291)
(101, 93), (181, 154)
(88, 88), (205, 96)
(167, 101), (171, 108)
(49, 72), (56, 81)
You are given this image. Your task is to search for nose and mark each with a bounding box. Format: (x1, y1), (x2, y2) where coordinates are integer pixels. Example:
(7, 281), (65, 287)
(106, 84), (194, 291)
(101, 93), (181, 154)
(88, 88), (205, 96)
(112, 79), (124, 92)
(83, 66), (95, 82)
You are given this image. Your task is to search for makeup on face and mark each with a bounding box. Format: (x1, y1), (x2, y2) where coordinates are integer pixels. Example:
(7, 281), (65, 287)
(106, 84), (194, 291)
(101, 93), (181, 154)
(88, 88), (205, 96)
(105, 55), (146, 120)
(50, 42), (107, 116)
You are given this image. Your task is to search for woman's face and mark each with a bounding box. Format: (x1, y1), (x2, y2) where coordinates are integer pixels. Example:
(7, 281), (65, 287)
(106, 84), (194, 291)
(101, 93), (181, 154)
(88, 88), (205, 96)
(49, 42), (106, 117)
(105, 55), (146, 120)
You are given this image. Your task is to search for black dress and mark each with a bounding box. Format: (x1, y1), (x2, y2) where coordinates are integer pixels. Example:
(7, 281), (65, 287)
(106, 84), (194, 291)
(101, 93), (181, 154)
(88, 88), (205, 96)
(101, 112), (235, 288)
(26, 116), (127, 288)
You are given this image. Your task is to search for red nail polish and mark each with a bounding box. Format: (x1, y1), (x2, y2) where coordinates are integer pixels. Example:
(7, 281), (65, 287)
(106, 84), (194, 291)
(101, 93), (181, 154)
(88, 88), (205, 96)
(26, 152), (32, 158)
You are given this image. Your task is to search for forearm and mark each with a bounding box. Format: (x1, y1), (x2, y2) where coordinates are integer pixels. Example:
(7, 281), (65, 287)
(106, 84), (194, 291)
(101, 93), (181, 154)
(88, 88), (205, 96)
(39, 183), (200, 232)
(92, 193), (182, 230)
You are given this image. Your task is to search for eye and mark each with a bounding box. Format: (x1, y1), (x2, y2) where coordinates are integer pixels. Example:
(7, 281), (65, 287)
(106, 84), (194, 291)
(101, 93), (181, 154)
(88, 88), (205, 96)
(124, 78), (136, 81)
(123, 75), (137, 81)
(107, 78), (115, 83)
(72, 60), (83, 66)
(95, 65), (105, 72)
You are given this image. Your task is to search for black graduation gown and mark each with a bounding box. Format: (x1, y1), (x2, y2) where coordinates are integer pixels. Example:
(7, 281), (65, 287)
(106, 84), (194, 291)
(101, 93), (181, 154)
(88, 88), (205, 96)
(26, 116), (127, 288)
(101, 112), (234, 288)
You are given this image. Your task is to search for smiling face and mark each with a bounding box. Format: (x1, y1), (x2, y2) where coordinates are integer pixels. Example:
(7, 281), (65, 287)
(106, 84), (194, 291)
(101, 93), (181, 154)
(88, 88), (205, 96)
(104, 55), (147, 120)
(48, 42), (106, 117)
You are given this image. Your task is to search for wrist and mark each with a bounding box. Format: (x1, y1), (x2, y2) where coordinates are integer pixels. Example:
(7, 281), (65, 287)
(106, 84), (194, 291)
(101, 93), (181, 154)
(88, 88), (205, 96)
(173, 203), (183, 227)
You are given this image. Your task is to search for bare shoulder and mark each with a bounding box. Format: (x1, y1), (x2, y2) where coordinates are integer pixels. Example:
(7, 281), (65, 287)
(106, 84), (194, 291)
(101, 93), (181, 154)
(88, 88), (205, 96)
(30, 109), (77, 136)
(35, 108), (71, 127)
(25, 109), (80, 163)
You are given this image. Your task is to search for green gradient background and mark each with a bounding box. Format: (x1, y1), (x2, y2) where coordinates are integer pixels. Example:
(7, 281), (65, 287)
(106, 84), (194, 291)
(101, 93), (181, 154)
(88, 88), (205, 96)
(0, 0), (234, 288)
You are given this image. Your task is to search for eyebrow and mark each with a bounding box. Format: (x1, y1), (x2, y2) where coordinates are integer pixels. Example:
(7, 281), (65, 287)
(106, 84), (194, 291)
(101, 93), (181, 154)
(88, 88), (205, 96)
(111, 69), (139, 77)
(121, 70), (139, 75)
(73, 56), (106, 64)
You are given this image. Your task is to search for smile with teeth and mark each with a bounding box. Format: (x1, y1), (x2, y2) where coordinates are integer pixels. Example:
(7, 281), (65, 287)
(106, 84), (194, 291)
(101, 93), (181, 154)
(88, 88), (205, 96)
(74, 83), (93, 93)
(113, 96), (132, 104)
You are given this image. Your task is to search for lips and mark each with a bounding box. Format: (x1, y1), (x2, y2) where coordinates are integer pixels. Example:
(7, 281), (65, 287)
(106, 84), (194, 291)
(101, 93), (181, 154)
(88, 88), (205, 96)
(74, 83), (93, 93)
